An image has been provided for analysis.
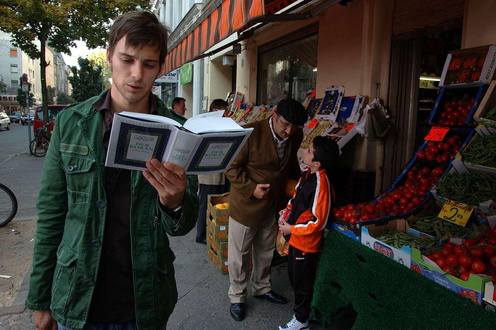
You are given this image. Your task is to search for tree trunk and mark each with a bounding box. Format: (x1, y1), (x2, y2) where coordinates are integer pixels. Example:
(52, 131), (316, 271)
(39, 30), (50, 138)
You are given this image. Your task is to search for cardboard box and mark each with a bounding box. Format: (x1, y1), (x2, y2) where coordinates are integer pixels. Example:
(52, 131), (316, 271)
(484, 281), (496, 307)
(440, 45), (496, 87)
(329, 218), (361, 241)
(458, 127), (496, 174)
(207, 213), (229, 241)
(411, 247), (491, 305)
(315, 86), (345, 122)
(361, 219), (414, 268)
(474, 80), (496, 127)
(207, 192), (229, 224)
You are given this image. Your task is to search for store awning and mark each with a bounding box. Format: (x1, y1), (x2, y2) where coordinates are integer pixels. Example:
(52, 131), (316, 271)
(164, 0), (310, 74)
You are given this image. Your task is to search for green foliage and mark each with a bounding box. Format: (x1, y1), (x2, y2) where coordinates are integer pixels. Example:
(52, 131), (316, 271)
(0, 0), (150, 115)
(57, 92), (75, 105)
(47, 86), (56, 104)
(68, 58), (103, 102)
(0, 81), (6, 94)
(17, 87), (34, 108)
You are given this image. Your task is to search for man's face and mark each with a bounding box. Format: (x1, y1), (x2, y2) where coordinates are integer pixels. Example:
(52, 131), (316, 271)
(175, 100), (186, 115)
(107, 36), (162, 111)
(271, 113), (299, 139)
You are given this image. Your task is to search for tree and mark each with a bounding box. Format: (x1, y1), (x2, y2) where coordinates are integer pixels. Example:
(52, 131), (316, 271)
(57, 91), (74, 105)
(0, 0), (150, 128)
(0, 81), (6, 94)
(17, 86), (34, 110)
(47, 86), (56, 104)
(68, 57), (103, 102)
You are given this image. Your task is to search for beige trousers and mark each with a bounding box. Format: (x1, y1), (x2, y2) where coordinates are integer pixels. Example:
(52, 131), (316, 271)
(227, 215), (277, 303)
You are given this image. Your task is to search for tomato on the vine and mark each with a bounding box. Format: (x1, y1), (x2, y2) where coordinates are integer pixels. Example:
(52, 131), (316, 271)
(471, 260), (487, 274)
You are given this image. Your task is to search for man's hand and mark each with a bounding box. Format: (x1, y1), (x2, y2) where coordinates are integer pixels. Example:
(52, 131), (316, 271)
(278, 220), (291, 235)
(253, 183), (270, 199)
(143, 159), (186, 209)
(33, 310), (57, 330)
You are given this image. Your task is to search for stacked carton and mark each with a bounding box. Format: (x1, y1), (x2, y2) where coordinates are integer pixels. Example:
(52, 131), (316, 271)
(206, 193), (230, 274)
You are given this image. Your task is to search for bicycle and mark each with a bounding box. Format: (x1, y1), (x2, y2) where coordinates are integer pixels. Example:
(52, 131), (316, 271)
(30, 123), (50, 157)
(0, 183), (18, 227)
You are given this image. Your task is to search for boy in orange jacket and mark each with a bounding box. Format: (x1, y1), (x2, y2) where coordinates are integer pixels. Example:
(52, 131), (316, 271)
(278, 136), (339, 330)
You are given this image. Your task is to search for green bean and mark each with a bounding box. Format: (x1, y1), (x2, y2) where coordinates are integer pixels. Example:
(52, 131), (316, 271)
(436, 172), (496, 206)
(462, 134), (496, 167)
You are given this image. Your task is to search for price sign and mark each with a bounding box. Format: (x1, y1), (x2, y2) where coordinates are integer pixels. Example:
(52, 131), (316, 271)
(437, 200), (474, 227)
(424, 126), (450, 141)
(306, 119), (318, 129)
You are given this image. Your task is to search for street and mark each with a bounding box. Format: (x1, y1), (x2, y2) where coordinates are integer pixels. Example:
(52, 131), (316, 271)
(0, 123), (44, 220)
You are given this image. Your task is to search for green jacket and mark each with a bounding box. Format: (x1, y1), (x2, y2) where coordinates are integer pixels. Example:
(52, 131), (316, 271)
(25, 92), (199, 329)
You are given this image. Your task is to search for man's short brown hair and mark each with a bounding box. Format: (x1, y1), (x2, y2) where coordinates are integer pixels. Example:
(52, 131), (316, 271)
(108, 11), (169, 66)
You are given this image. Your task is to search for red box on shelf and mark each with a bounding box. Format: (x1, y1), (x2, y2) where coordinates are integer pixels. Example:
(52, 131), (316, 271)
(440, 45), (496, 87)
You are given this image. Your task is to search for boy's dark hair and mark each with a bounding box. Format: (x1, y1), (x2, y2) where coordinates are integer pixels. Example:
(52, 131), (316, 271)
(209, 99), (228, 112)
(108, 11), (169, 67)
(172, 97), (185, 108)
(312, 136), (340, 170)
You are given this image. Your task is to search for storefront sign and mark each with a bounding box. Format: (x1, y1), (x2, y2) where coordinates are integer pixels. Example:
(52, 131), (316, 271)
(156, 70), (178, 83)
(438, 199), (474, 227)
(179, 63), (192, 85)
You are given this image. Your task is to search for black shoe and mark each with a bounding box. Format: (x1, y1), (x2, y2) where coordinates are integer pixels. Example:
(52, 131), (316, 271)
(196, 238), (206, 244)
(254, 290), (288, 304)
(230, 303), (246, 321)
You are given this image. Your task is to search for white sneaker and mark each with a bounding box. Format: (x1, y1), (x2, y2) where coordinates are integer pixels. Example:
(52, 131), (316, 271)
(278, 315), (310, 330)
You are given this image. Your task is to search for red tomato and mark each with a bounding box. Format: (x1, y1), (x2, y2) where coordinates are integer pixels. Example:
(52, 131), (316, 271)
(471, 260), (487, 274)
(431, 251), (444, 260)
(431, 166), (444, 177)
(417, 150), (426, 159)
(490, 255), (496, 268)
(488, 236), (496, 246)
(470, 246), (484, 259)
(436, 257), (447, 268)
(459, 255), (473, 268)
(365, 204), (375, 214)
(463, 239), (477, 248)
(444, 242), (456, 250)
(459, 272), (471, 281)
(484, 245), (495, 258)
(334, 210), (344, 219)
(446, 254), (459, 266)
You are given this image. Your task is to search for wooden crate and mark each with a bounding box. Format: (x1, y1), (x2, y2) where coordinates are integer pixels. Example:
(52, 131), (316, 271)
(207, 192), (230, 224)
(207, 212), (229, 241)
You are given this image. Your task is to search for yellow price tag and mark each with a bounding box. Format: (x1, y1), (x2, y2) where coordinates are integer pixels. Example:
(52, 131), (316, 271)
(437, 200), (474, 227)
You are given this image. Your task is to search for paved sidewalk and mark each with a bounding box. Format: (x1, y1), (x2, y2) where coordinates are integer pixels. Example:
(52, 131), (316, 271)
(0, 228), (351, 329)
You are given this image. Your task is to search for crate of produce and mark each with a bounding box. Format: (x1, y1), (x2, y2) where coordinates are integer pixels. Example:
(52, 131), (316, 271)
(458, 127), (496, 174)
(416, 127), (475, 164)
(474, 80), (496, 128)
(411, 243), (492, 305)
(440, 45), (496, 87)
(208, 242), (229, 274)
(207, 192), (230, 224)
(361, 219), (437, 268)
(207, 212), (229, 241)
(429, 84), (488, 127)
(431, 162), (496, 214)
(207, 231), (228, 258)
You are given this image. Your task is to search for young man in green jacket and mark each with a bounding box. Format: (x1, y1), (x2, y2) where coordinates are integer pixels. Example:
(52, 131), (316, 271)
(25, 11), (198, 330)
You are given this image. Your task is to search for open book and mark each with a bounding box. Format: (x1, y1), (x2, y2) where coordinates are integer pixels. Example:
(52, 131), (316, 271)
(105, 111), (253, 174)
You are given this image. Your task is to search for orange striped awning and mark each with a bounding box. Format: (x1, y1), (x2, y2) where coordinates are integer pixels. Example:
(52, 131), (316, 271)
(164, 0), (302, 74)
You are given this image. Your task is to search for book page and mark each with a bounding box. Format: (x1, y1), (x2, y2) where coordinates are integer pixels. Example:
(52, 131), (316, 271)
(183, 117), (245, 134)
(118, 111), (182, 127)
(105, 114), (179, 170)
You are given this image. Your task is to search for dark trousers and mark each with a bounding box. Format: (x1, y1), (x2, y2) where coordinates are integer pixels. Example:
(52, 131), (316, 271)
(288, 245), (320, 323)
(196, 184), (227, 241)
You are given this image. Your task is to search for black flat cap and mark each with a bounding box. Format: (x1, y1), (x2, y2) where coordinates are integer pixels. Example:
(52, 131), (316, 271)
(275, 99), (307, 126)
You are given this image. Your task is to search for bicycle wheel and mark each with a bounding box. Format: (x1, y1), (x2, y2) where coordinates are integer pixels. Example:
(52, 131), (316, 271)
(0, 183), (17, 227)
(30, 138), (49, 157)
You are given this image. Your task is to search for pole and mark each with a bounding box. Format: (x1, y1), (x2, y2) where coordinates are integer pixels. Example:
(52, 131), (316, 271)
(26, 91), (31, 143)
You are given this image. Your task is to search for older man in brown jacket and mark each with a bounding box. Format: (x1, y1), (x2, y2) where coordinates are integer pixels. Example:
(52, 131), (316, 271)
(225, 99), (307, 321)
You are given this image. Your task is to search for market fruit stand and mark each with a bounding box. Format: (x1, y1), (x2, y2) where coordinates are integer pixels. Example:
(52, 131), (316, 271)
(310, 45), (496, 328)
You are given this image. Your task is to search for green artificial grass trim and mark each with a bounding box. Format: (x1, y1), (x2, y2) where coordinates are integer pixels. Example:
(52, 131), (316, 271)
(312, 230), (496, 329)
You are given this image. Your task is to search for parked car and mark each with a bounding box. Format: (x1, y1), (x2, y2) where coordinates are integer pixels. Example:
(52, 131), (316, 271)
(0, 112), (10, 130)
(33, 105), (68, 133)
(9, 111), (22, 123)
(21, 110), (35, 125)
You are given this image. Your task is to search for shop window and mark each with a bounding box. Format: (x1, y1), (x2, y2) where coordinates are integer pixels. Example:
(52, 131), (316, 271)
(11, 80), (18, 88)
(258, 32), (318, 105)
(10, 48), (17, 57)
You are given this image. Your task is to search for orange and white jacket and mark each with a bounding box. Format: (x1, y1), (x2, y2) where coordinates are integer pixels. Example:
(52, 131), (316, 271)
(284, 169), (333, 253)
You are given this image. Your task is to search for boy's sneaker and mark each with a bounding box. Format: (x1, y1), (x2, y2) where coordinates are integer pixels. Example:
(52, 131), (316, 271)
(278, 315), (309, 330)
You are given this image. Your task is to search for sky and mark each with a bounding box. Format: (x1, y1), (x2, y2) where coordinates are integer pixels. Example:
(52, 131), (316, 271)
(62, 40), (104, 67)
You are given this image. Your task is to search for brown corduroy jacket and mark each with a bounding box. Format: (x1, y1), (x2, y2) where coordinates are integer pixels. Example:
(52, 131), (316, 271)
(225, 117), (303, 228)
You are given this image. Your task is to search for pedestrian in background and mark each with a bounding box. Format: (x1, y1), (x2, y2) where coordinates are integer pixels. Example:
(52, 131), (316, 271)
(278, 136), (339, 330)
(26, 11), (198, 330)
(195, 98), (230, 244)
(225, 98), (307, 321)
(172, 97), (186, 115)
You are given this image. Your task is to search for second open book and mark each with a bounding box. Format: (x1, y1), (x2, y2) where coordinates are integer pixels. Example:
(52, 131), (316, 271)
(105, 111), (253, 174)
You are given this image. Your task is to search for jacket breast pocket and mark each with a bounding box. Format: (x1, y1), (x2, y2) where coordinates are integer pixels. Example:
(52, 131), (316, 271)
(51, 242), (78, 315)
(59, 155), (95, 206)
